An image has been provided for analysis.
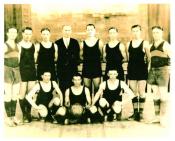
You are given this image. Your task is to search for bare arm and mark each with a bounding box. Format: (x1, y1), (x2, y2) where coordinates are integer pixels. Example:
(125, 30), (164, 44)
(163, 41), (171, 58)
(143, 40), (151, 63)
(53, 81), (63, 106)
(34, 43), (40, 63)
(80, 41), (84, 61)
(4, 43), (8, 54)
(26, 84), (40, 109)
(119, 43), (127, 62)
(85, 87), (91, 106)
(99, 39), (104, 61)
(92, 82), (105, 105)
(126, 42), (130, 61)
(65, 89), (70, 107)
(17, 43), (21, 62)
(103, 44), (106, 62)
(54, 43), (58, 62)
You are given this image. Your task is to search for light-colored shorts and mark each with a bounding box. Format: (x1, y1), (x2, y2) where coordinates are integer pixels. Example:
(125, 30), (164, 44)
(4, 66), (21, 84)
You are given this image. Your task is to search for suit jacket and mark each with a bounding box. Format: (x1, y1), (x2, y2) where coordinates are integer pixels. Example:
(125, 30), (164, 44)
(55, 38), (80, 74)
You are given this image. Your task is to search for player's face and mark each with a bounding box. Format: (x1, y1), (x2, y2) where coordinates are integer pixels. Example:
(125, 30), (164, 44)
(108, 70), (118, 79)
(131, 27), (141, 39)
(62, 25), (72, 38)
(72, 76), (82, 86)
(7, 28), (18, 40)
(109, 29), (118, 40)
(152, 28), (163, 41)
(42, 72), (51, 83)
(41, 30), (51, 42)
(23, 29), (32, 42)
(86, 25), (96, 37)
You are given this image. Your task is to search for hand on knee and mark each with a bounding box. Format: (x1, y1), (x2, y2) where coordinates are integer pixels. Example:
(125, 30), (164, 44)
(99, 98), (108, 108)
(89, 105), (97, 114)
(53, 97), (61, 106)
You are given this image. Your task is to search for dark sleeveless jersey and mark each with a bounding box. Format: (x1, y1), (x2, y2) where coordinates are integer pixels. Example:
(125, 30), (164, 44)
(127, 40), (148, 80)
(37, 43), (55, 67)
(103, 80), (122, 106)
(37, 43), (56, 80)
(82, 39), (102, 78)
(19, 44), (36, 81)
(19, 44), (35, 69)
(150, 41), (170, 68)
(105, 42), (124, 80)
(36, 81), (54, 107)
(4, 42), (19, 67)
(69, 86), (87, 106)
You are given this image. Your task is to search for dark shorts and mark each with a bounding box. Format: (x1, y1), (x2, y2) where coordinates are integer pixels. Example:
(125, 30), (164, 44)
(147, 66), (170, 86)
(127, 62), (148, 80)
(4, 66), (21, 84)
(82, 63), (102, 78)
(20, 67), (37, 82)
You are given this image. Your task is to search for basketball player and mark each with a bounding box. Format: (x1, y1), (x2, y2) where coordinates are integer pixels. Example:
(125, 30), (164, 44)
(64, 73), (91, 124)
(35, 27), (57, 81)
(4, 26), (21, 127)
(103, 27), (127, 81)
(92, 69), (134, 121)
(18, 27), (37, 123)
(80, 24), (103, 99)
(147, 26), (171, 127)
(126, 24), (150, 120)
(26, 71), (63, 123)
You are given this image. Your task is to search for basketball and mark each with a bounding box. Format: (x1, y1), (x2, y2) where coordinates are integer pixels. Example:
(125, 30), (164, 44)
(70, 103), (84, 117)
(56, 106), (66, 116)
(38, 104), (48, 117)
(112, 101), (122, 113)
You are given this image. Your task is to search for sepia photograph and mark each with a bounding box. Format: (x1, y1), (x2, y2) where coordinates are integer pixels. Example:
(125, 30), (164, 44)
(2, 0), (174, 139)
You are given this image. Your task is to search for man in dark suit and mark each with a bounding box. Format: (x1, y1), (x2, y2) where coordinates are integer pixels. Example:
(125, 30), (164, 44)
(55, 25), (80, 99)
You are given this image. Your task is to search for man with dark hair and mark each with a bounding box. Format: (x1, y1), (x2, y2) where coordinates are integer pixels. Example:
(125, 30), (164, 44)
(55, 25), (80, 97)
(103, 27), (127, 81)
(80, 24), (103, 98)
(26, 71), (63, 123)
(64, 73), (91, 124)
(18, 27), (37, 123)
(126, 24), (150, 121)
(4, 26), (21, 127)
(35, 27), (58, 81)
(92, 69), (134, 121)
(147, 26), (171, 127)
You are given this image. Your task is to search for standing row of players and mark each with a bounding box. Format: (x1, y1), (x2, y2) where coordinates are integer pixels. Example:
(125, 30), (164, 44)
(4, 24), (171, 127)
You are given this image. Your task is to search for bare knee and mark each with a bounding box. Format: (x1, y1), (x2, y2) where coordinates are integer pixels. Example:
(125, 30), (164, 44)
(53, 97), (61, 106)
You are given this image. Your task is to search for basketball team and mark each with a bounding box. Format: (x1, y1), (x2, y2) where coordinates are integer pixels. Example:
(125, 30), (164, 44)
(4, 24), (171, 127)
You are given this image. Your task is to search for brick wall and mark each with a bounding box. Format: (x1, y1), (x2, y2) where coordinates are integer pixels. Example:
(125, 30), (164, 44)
(30, 4), (149, 45)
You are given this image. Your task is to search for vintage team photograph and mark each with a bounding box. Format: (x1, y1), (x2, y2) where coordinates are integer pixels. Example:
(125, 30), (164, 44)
(3, 1), (171, 138)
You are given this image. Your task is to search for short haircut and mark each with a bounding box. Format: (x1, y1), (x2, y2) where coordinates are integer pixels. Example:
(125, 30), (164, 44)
(22, 27), (32, 32)
(41, 27), (50, 33)
(108, 27), (118, 32)
(131, 24), (142, 30)
(86, 24), (95, 29)
(152, 26), (163, 31)
(6, 26), (18, 32)
(108, 69), (118, 73)
(72, 72), (83, 80)
(72, 72), (83, 85)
